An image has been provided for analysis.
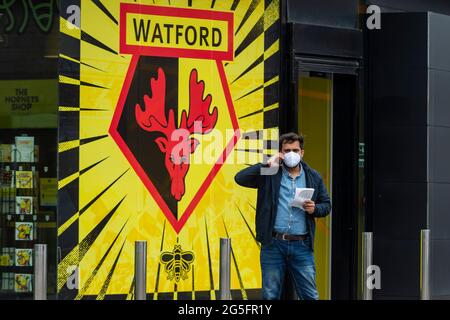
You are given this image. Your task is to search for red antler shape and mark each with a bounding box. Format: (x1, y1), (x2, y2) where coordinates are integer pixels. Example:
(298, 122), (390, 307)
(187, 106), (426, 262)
(180, 69), (218, 134)
(135, 68), (176, 136)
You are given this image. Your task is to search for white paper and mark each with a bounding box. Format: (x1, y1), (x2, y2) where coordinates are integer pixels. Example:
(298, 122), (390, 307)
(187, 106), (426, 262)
(291, 188), (315, 208)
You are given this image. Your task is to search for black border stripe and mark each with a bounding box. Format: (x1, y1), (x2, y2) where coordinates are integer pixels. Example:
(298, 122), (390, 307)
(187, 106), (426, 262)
(194, 291), (211, 300)
(80, 81), (109, 89)
(231, 0), (240, 10)
(236, 204), (259, 246)
(265, 0), (274, 10)
(222, 217), (247, 299)
(81, 289), (261, 300)
(60, 53), (103, 75)
(235, 0), (260, 35)
(58, 0), (81, 301)
(154, 220), (166, 294)
(157, 292), (174, 300)
(80, 157), (109, 175)
(177, 291), (192, 300)
(97, 241), (126, 298)
(80, 134), (109, 146)
(238, 108), (263, 120)
(264, 80), (279, 107)
(263, 51), (279, 83)
(80, 61), (106, 72)
(128, 278), (135, 300)
(211, 0), (216, 8)
(92, 0), (118, 25)
(77, 219), (129, 296)
(59, 83), (80, 107)
(263, 0), (280, 133)
(235, 85), (263, 101)
(191, 246), (195, 298)
(58, 147), (79, 181)
(79, 196), (127, 258)
(264, 108), (278, 128)
(81, 31), (118, 55)
(79, 169), (129, 215)
(204, 217), (215, 293)
(59, 59), (81, 78)
(80, 108), (110, 111)
(58, 219), (79, 261)
(58, 177), (79, 227)
(231, 54), (263, 84)
(235, 17), (264, 57)
(264, 16), (279, 50)
(60, 33), (81, 60)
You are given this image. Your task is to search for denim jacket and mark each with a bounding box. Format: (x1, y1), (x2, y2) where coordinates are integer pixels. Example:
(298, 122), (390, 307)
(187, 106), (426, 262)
(234, 161), (331, 251)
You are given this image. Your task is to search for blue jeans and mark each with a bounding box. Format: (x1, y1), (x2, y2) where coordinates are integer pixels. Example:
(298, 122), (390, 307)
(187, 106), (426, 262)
(260, 237), (319, 300)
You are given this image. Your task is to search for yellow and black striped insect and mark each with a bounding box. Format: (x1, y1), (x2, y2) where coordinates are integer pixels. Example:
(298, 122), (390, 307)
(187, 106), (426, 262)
(160, 245), (194, 282)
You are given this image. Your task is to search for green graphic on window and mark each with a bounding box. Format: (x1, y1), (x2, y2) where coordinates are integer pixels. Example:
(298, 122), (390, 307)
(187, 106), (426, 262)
(0, 0), (56, 33)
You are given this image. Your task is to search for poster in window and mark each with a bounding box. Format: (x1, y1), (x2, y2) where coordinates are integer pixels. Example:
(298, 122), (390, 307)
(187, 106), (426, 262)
(40, 178), (57, 206)
(15, 222), (34, 241)
(14, 136), (34, 162)
(16, 196), (33, 215)
(15, 171), (33, 189)
(15, 249), (32, 267)
(14, 274), (32, 292)
(0, 144), (12, 162)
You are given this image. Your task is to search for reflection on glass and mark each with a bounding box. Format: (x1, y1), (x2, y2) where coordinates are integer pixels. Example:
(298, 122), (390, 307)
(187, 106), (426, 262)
(0, 0), (58, 300)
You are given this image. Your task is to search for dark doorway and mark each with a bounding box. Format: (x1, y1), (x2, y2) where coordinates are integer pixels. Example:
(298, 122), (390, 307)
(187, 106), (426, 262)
(283, 58), (361, 300)
(330, 73), (359, 300)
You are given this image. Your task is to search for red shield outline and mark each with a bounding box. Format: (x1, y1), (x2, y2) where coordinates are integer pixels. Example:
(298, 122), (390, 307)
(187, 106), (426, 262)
(110, 4), (240, 233)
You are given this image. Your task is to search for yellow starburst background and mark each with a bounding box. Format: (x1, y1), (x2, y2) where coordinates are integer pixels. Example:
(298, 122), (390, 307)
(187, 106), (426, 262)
(57, 0), (283, 300)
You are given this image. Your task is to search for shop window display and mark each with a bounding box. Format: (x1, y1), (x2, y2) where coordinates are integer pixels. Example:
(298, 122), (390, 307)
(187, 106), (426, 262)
(0, 0), (58, 299)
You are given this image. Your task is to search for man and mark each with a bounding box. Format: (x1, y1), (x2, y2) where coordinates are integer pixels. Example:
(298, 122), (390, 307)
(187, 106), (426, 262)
(234, 132), (331, 300)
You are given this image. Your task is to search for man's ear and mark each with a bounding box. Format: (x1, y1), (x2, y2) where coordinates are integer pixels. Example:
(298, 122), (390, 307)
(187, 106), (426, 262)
(301, 149), (305, 158)
(155, 137), (168, 153)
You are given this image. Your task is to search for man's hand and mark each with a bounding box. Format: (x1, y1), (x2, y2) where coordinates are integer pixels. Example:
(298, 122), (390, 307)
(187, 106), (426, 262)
(303, 200), (315, 214)
(267, 153), (284, 167)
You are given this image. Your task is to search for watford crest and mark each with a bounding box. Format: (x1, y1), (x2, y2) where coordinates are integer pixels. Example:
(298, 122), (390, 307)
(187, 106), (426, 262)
(110, 4), (240, 233)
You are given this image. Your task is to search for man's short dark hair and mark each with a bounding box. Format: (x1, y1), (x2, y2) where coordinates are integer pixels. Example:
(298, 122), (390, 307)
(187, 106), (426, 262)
(279, 132), (304, 150)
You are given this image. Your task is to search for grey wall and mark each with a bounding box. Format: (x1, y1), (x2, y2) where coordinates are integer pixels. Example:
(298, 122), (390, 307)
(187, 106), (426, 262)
(369, 13), (428, 299)
(369, 12), (450, 299)
(427, 12), (450, 300)
(367, 0), (450, 15)
(287, 0), (360, 29)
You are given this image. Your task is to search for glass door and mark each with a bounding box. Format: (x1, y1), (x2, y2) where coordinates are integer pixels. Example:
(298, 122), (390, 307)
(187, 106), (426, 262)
(295, 62), (363, 300)
(297, 71), (333, 300)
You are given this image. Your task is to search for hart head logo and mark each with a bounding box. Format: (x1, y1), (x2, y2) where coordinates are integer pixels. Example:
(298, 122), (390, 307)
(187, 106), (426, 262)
(135, 67), (218, 201)
(110, 4), (239, 233)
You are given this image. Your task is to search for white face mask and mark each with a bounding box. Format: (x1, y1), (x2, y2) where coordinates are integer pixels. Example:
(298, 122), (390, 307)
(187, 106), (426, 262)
(283, 151), (301, 168)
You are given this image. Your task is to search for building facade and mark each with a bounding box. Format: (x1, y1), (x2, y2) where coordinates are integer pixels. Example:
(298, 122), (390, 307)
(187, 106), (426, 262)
(1, 0), (450, 300)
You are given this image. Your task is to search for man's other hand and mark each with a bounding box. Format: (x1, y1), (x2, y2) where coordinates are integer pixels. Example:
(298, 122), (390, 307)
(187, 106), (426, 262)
(303, 200), (315, 214)
(267, 153), (284, 167)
